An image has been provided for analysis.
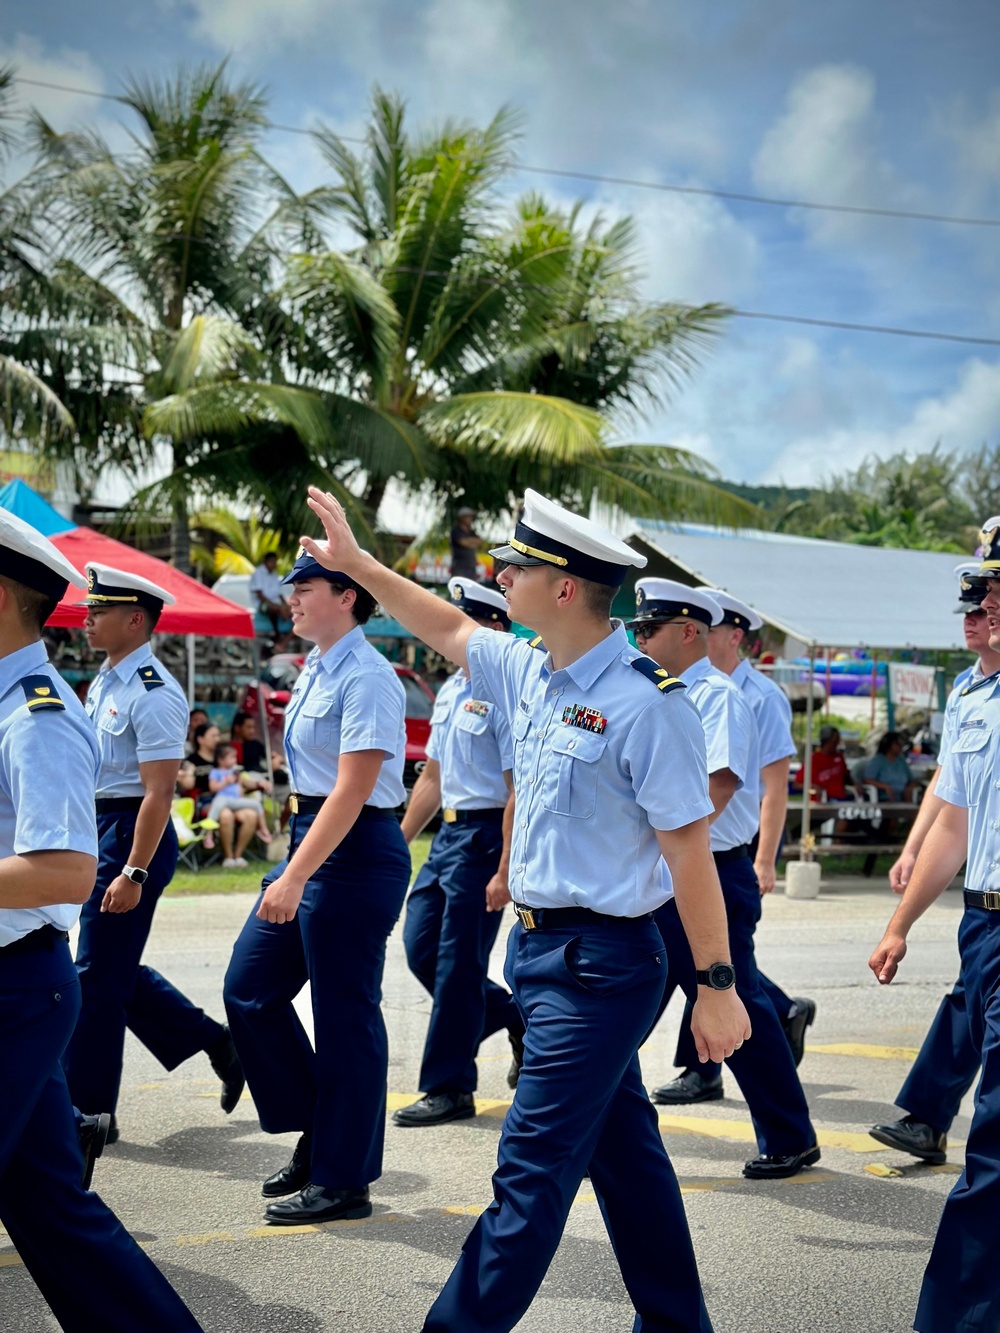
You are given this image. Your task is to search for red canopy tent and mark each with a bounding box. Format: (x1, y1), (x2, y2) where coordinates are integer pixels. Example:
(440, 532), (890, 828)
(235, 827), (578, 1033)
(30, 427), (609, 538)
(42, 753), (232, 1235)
(47, 527), (254, 638)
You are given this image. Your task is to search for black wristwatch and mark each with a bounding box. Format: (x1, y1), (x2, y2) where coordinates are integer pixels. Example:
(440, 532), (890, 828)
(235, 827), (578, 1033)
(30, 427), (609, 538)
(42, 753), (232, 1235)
(696, 962), (736, 990)
(122, 864), (148, 885)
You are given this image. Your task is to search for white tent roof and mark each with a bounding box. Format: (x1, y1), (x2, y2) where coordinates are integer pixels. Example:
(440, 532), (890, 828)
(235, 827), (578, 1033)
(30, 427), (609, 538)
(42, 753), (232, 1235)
(626, 522), (971, 650)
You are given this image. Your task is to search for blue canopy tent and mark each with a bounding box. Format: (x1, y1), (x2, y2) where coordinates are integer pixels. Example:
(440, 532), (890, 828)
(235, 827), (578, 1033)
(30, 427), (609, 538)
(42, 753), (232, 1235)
(0, 478), (75, 536)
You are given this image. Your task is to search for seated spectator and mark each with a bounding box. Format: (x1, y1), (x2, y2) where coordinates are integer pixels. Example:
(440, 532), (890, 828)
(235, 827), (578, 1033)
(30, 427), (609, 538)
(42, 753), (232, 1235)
(793, 724), (855, 801)
(230, 710), (287, 788)
(861, 731), (920, 803)
(187, 707), (208, 748)
(178, 721), (220, 817)
(207, 742), (272, 866)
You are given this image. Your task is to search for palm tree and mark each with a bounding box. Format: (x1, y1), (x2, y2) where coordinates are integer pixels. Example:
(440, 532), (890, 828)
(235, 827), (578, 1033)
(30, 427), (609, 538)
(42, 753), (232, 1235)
(278, 91), (754, 532)
(17, 63), (335, 567)
(0, 65), (76, 447)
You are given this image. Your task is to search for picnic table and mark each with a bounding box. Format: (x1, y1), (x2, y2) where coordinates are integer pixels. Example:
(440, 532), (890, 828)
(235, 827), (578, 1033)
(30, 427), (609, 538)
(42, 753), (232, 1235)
(784, 795), (923, 862)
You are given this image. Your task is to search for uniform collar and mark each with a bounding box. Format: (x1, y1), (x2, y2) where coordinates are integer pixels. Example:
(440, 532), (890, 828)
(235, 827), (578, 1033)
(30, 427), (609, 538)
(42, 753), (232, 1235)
(0, 639), (48, 699)
(547, 622), (628, 690)
(731, 658), (751, 685)
(101, 641), (152, 682)
(680, 654), (716, 687)
(315, 623), (366, 676)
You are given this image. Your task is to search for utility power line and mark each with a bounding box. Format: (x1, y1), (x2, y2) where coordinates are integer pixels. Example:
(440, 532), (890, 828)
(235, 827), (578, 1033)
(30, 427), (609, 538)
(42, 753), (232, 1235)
(8, 76), (1000, 348)
(12, 74), (1000, 231)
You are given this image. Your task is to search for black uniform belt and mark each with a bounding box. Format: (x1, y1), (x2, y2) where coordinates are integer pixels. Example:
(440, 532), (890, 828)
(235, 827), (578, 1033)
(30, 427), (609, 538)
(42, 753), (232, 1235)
(96, 797), (144, 814)
(0, 924), (70, 957)
(713, 844), (750, 865)
(289, 794), (401, 819)
(964, 889), (1000, 912)
(442, 808), (505, 825)
(512, 903), (649, 931)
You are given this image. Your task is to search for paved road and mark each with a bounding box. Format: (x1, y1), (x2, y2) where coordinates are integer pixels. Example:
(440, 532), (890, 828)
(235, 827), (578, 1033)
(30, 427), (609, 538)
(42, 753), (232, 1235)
(2, 876), (972, 1333)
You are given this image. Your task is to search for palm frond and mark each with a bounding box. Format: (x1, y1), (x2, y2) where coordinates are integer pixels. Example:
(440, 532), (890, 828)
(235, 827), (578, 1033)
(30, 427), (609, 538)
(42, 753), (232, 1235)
(0, 354), (74, 436)
(419, 391), (605, 464)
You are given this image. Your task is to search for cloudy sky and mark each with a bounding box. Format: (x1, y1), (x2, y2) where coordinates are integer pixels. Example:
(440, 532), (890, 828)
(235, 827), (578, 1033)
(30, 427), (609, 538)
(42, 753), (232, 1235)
(4, 0), (999, 495)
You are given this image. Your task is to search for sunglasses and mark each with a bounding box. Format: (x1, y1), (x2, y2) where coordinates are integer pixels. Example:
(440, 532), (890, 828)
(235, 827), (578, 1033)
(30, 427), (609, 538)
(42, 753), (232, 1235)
(632, 619), (688, 642)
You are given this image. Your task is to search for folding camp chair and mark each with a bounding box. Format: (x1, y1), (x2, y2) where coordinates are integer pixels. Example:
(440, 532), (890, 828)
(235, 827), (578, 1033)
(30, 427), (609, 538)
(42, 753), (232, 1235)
(171, 797), (220, 871)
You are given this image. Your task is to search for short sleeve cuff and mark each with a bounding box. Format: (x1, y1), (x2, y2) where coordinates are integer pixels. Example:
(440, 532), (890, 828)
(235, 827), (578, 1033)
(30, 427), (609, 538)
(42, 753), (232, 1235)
(648, 794), (715, 832)
(136, 746), (185, 765)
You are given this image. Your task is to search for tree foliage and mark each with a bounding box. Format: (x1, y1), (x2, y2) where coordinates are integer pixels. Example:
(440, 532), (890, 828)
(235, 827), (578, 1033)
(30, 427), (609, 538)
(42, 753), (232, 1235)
(773, 445), (979, 551)
(1, 67), (761, 569)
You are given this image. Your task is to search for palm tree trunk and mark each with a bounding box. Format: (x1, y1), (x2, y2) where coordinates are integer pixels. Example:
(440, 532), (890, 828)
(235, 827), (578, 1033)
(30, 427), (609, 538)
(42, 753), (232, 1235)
(362, 477), (388, 521)
(170, 439), (191, 571)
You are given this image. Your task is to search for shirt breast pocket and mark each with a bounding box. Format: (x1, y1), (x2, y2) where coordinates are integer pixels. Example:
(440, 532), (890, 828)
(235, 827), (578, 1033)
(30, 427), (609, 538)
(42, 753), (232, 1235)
(296, 699), (335, 751)
(97, 713), (131, 771)
(453, 708), (491, 763)
(543, 727), (608, 819)
(951, 725), (992, 801)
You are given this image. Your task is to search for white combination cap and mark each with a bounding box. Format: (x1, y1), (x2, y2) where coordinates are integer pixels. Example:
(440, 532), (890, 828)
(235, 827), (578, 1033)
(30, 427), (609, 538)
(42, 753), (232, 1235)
(447, 576), (511, 626)
(0, 508), (86, 599)
(701, 587), (763, 632)
(628, 578), (723, 629)
(81, 563), (176, 610)
(489, 489), (647, 588)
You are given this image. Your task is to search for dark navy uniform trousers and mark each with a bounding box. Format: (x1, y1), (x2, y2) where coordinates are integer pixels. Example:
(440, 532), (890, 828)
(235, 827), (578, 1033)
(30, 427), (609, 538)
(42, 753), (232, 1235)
(403, 816), (520, 1095)
(422, 915), (712, 1333)
(1, 933), (202, 1331)
(64, 807), (224, 1115)
(915, 908), (1000, 1333)
(897, 962), (979, 1132)
(224, 807), (410, 1191)
(653, 855), (814, 1157)
(673, 831), (794, 1079)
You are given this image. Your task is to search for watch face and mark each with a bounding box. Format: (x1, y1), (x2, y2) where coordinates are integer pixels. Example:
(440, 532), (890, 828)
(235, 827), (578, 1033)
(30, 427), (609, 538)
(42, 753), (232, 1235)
(710, 963), (736, 989)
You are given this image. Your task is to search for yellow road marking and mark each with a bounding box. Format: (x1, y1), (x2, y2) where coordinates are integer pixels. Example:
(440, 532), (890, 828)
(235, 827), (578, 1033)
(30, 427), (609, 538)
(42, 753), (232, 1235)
(657, 1113), (884, 1154)
(807, 1042), (920, 1060)
(176, 1231), (237, 1246)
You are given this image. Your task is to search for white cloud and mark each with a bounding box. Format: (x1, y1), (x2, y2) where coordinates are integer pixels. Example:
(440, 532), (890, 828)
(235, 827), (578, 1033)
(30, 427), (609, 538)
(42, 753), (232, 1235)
(628, 190), (760, 307)
(763, 355), (1000, 485)
(753, 63), (918, 248)
(1, 34), (108, 127)
(184, 0), (349, 50)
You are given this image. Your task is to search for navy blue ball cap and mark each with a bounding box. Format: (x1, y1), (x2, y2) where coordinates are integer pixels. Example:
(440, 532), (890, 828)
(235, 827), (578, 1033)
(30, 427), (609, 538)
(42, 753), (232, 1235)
(281, 549), (355, 587)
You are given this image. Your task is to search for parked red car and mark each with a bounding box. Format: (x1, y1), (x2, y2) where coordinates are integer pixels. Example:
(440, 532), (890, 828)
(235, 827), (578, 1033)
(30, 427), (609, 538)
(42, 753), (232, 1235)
(239, 654), (434, 792)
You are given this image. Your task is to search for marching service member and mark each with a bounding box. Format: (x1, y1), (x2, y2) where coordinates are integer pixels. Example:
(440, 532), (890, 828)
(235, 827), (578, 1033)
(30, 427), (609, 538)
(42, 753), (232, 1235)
(301, 484), (750, 1333)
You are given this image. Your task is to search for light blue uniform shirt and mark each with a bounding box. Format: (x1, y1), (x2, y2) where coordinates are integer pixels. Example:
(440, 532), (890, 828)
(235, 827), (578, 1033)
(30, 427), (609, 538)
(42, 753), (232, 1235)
(466, 623), (712, 917)
(85, 643), (187, 798)
(0, 641), (99, 947)
(681, 656), (759, 853)
(939, 664), (986, 765)
(283, 626), (406, 808)
(936, 672), (1000, 891)
(427, 668), (512, 811)
(732, 658), (796, 769)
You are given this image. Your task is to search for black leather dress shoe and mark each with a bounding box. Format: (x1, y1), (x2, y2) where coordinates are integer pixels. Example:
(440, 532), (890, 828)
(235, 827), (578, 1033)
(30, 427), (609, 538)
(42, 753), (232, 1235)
(743, 1145), (821, 1179)
(783, 997), (817, 1067)
(207, 1025), (246, 1114)
(392, 1092), (475, 1127)
(265, 1184), (371, 1225)
(507, 1028), (525, 1090)
(650, 1069), (724, 1105)
(78, 1112), (112, 1190)
(869, 1116), (947, 1163)
(262, 1133), (312, 1198)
